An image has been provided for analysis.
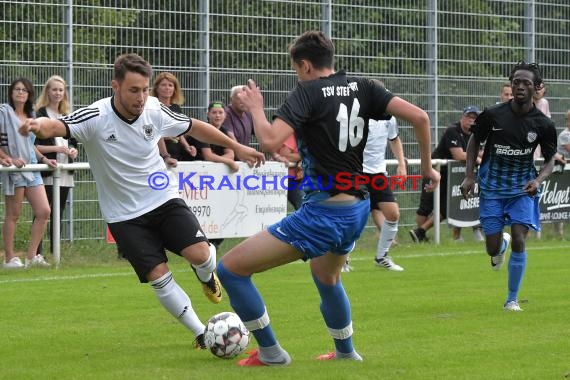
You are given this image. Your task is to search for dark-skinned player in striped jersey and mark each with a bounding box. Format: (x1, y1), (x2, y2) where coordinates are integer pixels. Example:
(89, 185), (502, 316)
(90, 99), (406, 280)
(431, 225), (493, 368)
(460, 61), (557, 312)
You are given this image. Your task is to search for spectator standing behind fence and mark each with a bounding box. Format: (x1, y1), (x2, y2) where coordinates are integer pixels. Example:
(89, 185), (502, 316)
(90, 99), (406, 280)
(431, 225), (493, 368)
(20, 54), (265, 346)
(223, 85), (255, 154)
(216, 31), (439, 366)
(153, 72), (197, 165)
(273, 134), (305, 210)
(410, 106), (484, 243)
(34, 75), (78, 257)
(498, 83), (513, 103)
(532, 83), (551, 162)
(460, 61), (557, 312)
(552, 109), (570, 238)
(555, 109), (570, 164)
(0, 78), (55, 269)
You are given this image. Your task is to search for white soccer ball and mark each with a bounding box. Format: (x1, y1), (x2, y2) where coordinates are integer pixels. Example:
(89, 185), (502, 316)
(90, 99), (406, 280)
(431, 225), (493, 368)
(203, 311), (250, 359)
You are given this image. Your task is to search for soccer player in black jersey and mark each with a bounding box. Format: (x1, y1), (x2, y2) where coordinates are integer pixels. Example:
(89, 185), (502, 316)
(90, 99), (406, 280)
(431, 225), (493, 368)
(460, 61), (557, 312)
(217, 31), (440, 366)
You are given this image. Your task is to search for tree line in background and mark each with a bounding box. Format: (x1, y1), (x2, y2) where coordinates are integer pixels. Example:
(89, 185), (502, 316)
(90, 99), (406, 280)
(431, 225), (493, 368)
(1, 1), (568, 125)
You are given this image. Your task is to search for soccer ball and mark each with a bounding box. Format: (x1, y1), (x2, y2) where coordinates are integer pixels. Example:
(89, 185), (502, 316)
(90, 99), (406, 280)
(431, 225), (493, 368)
(203, 311), (250, 359)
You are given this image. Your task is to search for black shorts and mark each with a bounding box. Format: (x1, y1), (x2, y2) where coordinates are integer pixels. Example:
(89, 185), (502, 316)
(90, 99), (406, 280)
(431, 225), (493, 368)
(107, 198), (208, 283)
(364, 173), (397, 210)
(416, 175), (448, 218)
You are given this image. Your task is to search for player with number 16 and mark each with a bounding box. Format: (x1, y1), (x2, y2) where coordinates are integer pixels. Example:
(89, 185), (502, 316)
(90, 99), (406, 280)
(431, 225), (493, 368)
(217, 31), (439, 366)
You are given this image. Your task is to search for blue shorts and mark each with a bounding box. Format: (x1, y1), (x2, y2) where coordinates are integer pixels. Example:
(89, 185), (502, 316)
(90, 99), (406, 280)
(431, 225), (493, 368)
(11, 172), (43, 188)
(479, 195), (540, 235)
(267, 198), (370, 260)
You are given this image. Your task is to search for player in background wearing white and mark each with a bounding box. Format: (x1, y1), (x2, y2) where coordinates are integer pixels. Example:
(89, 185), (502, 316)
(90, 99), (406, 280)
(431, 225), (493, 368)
(216, 31), (439, 367)
(343, 114), (406, 272)
(364, 115), (406, 271)
(20, 53), (264, 348)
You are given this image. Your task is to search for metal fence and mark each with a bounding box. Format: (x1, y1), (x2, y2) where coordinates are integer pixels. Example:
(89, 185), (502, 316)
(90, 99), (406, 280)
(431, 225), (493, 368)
(1, 0), (569, 244)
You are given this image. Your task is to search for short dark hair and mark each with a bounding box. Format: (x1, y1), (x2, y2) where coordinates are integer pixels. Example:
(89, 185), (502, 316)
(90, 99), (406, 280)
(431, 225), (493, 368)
(509, 61), (543, 87)
(114, 53), (153, 82)
(8, 77), (35, 117)
(288, 31), (335, 69)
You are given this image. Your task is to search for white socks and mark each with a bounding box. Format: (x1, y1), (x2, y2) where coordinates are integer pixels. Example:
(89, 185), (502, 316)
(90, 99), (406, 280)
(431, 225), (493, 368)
(376, 220), (398, 259)
(192, 244), (217, 282)
(150, 271), (204, 336)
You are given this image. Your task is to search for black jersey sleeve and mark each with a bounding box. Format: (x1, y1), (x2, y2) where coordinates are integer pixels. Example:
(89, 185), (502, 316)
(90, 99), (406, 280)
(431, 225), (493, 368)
(540, 120), (558, 162)
(360, 78), (394, 121)
(274, 84), (313, 134)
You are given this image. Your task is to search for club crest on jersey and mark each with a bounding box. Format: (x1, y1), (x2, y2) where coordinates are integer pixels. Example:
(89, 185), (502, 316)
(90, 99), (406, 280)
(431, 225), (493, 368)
(142, 124), (155, 141)
(527, 132), (537, 143)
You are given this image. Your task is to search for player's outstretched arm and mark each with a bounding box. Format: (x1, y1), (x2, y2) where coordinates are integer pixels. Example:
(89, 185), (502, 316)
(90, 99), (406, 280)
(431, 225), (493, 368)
(20, 117), (67, 139)
(388, 137), (407, 176)
(187, 119), (264, 167)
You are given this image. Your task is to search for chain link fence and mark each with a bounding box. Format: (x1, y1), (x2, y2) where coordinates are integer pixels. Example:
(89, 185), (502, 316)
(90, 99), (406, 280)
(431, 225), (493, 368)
(1, 0), (569, 244)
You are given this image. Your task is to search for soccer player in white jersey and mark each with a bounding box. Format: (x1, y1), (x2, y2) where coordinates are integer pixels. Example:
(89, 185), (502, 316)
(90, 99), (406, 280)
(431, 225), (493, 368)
(20, 53), (265, 348)
(363, 115), (407, 271)
(343, 113), (406, 272)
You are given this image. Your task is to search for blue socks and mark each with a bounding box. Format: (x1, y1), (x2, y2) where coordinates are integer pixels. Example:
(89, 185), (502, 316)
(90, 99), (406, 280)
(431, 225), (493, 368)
(216, 261), (277, 347)
(507, 251), (527, 303)
(312, 273), (355, 354)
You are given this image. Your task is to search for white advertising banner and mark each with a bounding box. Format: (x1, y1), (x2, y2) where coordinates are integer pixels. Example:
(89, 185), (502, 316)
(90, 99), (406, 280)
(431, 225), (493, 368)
(174, 161), (288, 238)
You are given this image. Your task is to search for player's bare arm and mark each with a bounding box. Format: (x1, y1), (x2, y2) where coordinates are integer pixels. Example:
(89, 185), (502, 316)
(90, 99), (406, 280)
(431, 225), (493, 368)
(524, 156), (555, 196)
(388, 137), (407, 176)
(187, 118), (264, 167)
(238, 79), (294, 152)
(20, 117), (67, 139)
(385, 96), (440, 190)
(460, 134), (482, 199)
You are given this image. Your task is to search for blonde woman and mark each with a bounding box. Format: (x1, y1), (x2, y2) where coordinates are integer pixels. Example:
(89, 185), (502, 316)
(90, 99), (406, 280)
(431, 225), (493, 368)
(0, 78), (55, 268)
(153, 72), (196, 164)
(35, 75), (78, 256)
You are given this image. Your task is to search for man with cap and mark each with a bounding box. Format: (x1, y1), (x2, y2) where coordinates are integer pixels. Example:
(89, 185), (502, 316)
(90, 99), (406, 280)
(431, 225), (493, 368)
(410, 105), (483, 243)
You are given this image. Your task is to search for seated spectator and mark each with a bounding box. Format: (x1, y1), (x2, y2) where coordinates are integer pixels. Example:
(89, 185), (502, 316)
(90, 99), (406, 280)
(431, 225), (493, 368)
(152, 72), (196, 164)
(190, 101), (238, 249)
(410, 105), (483, 243)
(190, 101), (239, 172)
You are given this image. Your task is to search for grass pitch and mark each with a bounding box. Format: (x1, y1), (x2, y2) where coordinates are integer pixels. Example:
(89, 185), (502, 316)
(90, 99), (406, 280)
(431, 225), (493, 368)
(1, 232), (569, 380)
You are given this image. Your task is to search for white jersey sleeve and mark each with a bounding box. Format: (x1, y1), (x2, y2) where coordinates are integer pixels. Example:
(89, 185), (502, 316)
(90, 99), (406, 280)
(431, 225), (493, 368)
(156, 98), (191, 137)
(387, 116), (399, 141)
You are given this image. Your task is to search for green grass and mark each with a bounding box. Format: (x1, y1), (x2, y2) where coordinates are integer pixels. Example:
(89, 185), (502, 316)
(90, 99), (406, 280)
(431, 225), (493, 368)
(1, 233), (569, 380)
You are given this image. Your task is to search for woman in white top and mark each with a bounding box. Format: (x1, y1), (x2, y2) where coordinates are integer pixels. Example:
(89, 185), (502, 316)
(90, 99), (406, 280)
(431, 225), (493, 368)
(34, 75), (78, 256)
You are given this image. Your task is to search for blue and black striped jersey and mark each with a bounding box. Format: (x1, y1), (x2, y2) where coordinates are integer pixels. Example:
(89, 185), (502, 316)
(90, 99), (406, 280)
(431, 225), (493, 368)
(472, 102), (557, 199)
